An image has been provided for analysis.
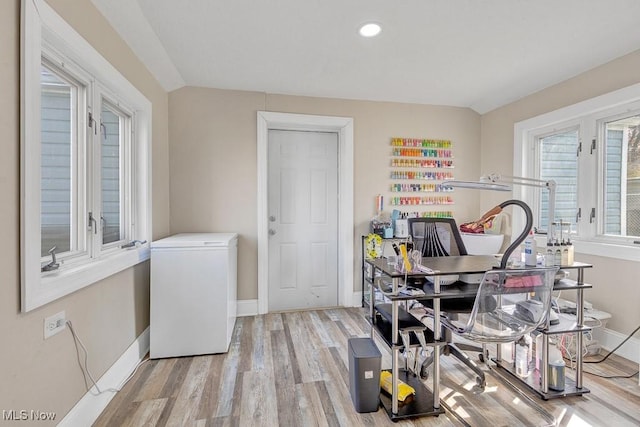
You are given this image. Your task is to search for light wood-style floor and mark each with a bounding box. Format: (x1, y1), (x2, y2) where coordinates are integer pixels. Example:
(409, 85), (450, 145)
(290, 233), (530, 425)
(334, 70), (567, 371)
(95, 308), (640, 426)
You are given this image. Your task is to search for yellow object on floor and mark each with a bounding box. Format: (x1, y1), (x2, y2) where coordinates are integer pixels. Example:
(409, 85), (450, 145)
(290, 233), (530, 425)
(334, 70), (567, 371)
(380, 371), (415, 402)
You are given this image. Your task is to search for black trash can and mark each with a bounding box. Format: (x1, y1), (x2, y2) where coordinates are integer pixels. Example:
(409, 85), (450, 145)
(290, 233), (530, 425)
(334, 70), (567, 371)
(348, 337), (382, 413)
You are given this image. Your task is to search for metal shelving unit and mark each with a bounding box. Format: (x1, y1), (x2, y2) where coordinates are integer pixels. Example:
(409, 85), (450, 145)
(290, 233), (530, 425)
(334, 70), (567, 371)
(364, 259), (445, 421)
(492, 266), (593, 400)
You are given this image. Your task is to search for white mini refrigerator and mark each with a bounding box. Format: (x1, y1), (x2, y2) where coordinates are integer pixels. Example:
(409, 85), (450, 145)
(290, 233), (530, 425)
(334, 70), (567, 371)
(150, 233), (238, 359)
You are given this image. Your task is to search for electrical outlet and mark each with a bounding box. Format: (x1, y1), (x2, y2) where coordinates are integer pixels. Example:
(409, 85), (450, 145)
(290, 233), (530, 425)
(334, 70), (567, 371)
(44, 310), (66, 339)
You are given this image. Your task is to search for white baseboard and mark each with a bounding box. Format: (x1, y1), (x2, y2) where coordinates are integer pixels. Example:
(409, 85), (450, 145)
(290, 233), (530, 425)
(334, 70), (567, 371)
(593, 326), (640, 365)
(58, 327), (150, 427)
(352, 291), (364, 307)
(237, 299), (258, 317)
(236, 295), (363, 317)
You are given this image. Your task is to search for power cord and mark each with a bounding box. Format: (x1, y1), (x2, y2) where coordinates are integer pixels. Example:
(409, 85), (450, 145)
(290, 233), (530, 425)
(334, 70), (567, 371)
(581, 323), (640, 380)
(66, 320), (149, 395)
(583, 370), (639, 379)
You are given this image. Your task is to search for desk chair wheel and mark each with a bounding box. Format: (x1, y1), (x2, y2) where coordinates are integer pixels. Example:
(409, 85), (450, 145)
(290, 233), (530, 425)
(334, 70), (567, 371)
(420, 364), (429, 380)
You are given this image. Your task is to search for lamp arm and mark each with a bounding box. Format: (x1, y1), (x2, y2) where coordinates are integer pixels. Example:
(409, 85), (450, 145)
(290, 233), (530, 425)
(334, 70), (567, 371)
(487, 174), (557, 244)
(498, 199), (533, 269)
(486, 174), (551, 187)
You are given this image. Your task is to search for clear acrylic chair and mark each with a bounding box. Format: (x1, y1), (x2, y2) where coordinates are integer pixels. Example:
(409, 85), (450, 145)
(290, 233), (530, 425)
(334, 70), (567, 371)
(441, 267), (558, 344)
(434, 267), (558, 388)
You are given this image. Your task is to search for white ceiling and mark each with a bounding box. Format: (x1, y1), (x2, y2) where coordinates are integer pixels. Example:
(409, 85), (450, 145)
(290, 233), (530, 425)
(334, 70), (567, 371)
(91, 0), (640, 114)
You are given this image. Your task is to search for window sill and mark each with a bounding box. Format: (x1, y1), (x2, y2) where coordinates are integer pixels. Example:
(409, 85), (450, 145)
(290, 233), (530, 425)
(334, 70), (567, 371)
(533, 236), (639, 262)
(29, 246), (150, 310)
(572, 240), (640, 262)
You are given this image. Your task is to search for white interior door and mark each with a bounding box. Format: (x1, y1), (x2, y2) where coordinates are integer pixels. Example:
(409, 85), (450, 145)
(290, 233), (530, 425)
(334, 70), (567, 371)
(268, 130), (338, 311)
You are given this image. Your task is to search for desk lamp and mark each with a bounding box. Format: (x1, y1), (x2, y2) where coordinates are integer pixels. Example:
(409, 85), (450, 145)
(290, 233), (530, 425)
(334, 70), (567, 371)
(444, 173), (556, 269)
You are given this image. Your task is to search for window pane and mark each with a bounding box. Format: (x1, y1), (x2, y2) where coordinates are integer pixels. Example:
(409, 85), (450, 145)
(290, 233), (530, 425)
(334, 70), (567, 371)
(101, 102), (123, 245)
(603, 114), (640, 238)
(40, 66), (73, 257)
(539, 130), (579, 238)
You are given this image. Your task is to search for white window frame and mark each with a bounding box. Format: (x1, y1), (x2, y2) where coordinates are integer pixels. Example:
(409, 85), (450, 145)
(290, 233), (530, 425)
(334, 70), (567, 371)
(514, 84), (640, 262)
(95, 90), (134, 253)
(39, 54), (91, 263)
(528, 121), (582, 235)
(21, 0), (152, 312)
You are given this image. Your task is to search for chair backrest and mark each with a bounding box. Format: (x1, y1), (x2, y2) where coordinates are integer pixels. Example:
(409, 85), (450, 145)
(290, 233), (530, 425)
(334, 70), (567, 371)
(408, 217), (468, 257)
(443, 267), (558, 343)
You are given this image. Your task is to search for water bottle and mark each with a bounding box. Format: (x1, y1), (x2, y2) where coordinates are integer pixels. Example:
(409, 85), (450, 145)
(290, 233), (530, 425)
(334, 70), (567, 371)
(524, 231), (536, 266)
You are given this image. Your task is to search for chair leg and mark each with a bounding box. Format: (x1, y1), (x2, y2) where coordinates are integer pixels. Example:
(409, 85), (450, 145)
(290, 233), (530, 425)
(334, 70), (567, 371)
(448, 343), (486, 388)
(420, 351), (432, 379)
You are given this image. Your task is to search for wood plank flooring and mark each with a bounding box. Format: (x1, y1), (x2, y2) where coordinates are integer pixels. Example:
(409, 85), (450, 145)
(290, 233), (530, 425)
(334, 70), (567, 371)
(94, 308), (640, 426)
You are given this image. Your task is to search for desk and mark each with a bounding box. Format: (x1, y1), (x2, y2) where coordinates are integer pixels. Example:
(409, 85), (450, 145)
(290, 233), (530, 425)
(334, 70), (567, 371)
(365, 255), (593, 420)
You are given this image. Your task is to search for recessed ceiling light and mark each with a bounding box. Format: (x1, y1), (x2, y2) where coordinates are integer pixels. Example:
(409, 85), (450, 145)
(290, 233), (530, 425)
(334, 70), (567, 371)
(359, 23), (382, 38)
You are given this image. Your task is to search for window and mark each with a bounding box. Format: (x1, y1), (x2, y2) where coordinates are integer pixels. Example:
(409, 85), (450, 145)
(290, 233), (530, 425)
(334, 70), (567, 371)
(40, 61), (85, 258)
(601, 114), (640, 238)
(100, 99), (130, 247)
(515, 87), (640, 261)
(538, 128), (579, 234)
(21, 0), (151, 311)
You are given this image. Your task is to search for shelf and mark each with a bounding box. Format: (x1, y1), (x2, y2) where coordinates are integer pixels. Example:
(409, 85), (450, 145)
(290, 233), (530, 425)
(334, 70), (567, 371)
(388, 137), (456, 215)
(492, 358), (590, 400)
(379, 369), (446, 420)
(391, 147), (453, 158)
(543, 314), (592, 335)
(553, 277), (593, 291)
(391, 137), (452, 148)
(391, 159), (454, 168)
(390, 183), (453, 193)
(389, 196), (454, 206)
(370, 309), (435, 349)
(390, 171), (454, 180)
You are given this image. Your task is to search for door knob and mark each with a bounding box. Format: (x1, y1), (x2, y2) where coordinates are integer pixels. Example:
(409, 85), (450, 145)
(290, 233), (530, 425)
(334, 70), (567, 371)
(269, 215), (276, 222)
(269, 229), (277, 236)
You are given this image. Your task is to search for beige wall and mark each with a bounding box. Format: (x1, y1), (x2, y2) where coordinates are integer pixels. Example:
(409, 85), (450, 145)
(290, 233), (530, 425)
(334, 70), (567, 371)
(481, 49), (640, 334)
(169, 88), (481, 300)
(0, 0), (169, 423)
